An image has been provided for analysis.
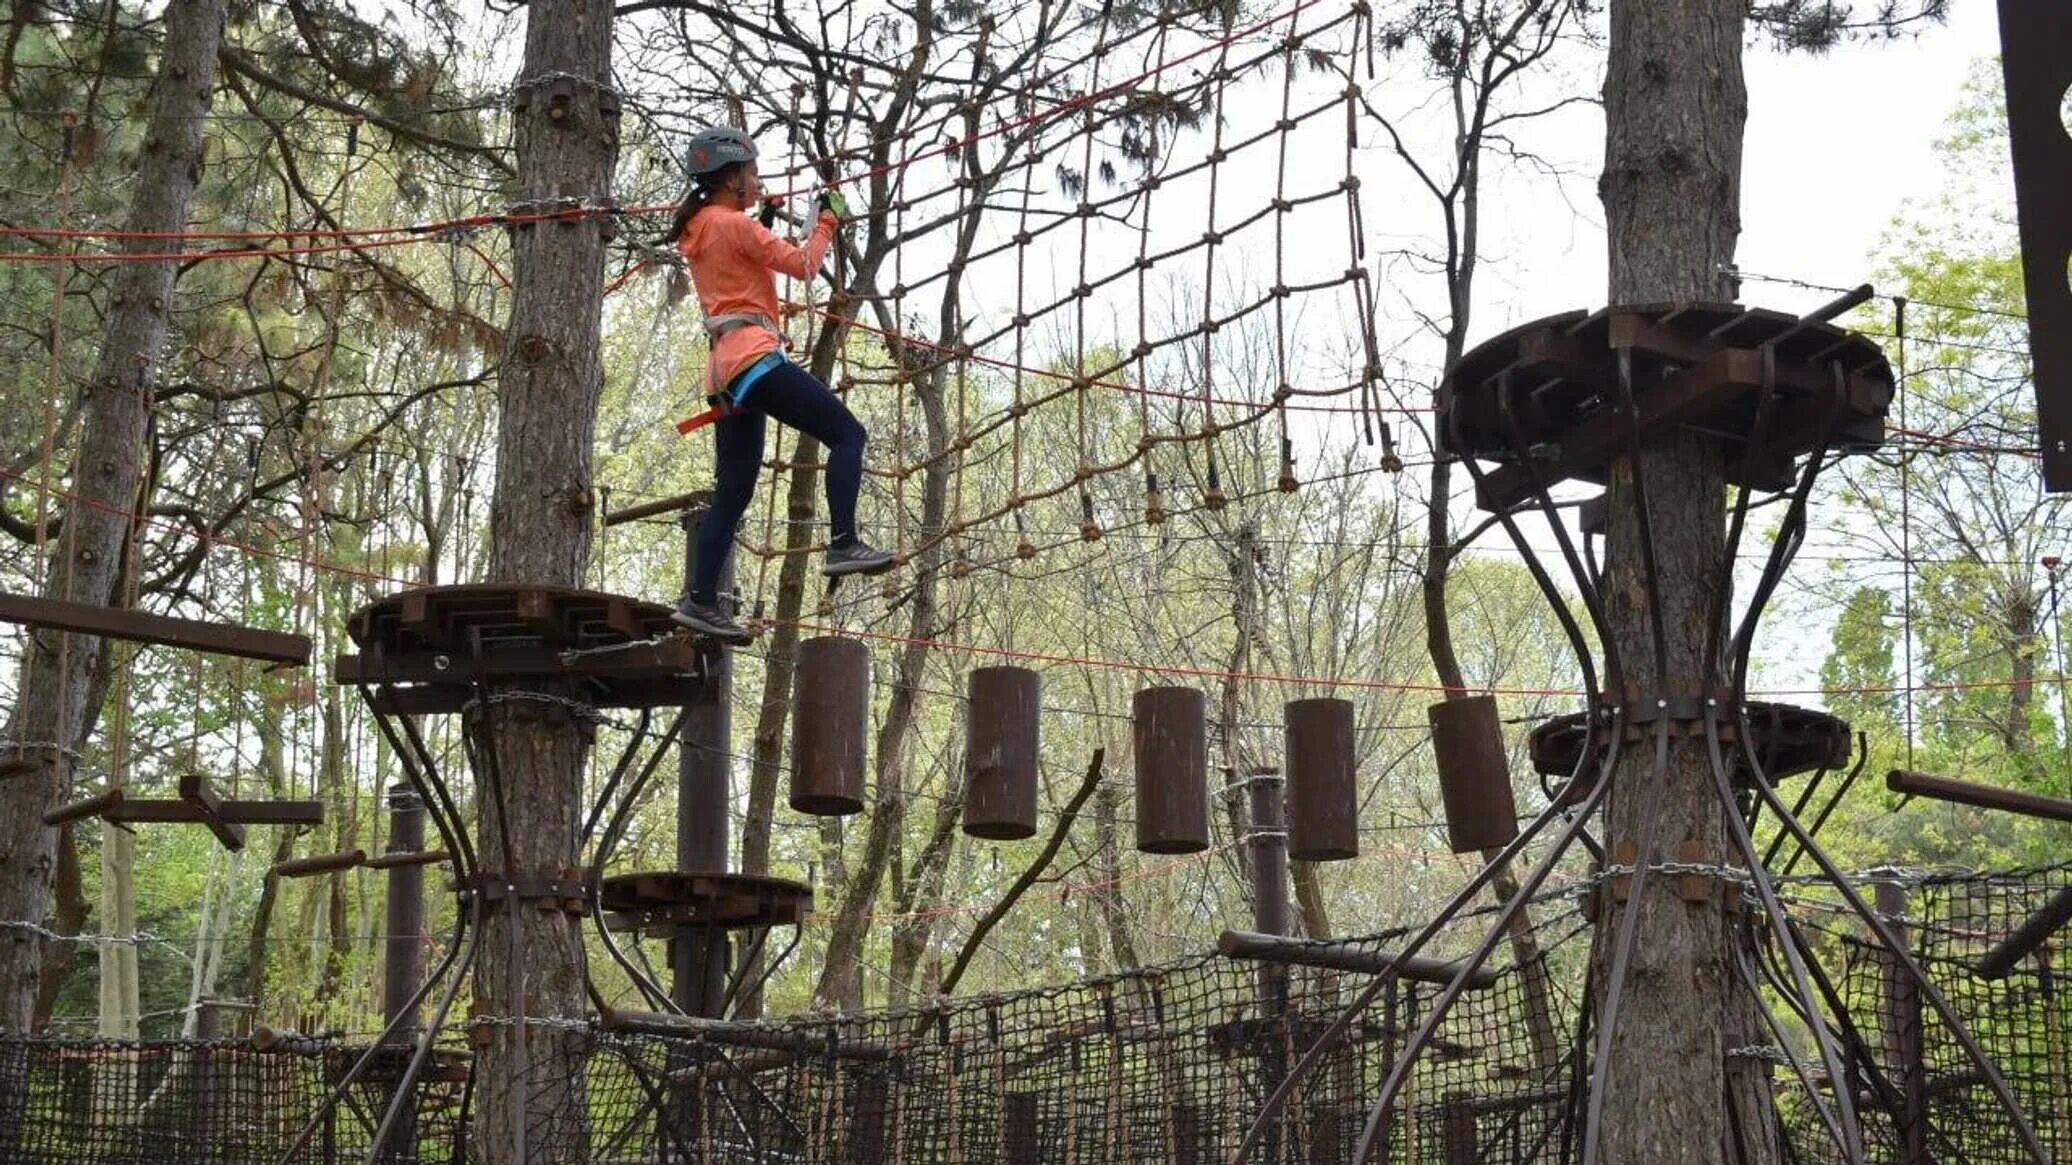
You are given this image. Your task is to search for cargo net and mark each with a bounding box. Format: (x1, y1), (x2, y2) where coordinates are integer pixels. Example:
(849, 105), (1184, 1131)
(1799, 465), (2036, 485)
(0, 865), (2065, 1163)
(575, 922), (1589, 1163)
(0, 1037), (470, 1163)
(1774, 863), (2072, 1165)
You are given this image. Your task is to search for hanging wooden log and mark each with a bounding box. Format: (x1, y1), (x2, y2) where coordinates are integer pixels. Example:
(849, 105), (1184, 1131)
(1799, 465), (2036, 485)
(1133, 686), (1208, 854)
(1284, 697), (1358, 861)
(963, 666), (1042, 840)
(790, 636), (869, 816)
(1428, 696), (1518, 854)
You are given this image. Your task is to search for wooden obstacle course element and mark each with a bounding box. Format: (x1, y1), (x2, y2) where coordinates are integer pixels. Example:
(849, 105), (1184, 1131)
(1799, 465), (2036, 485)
(597, 870), (812, 937)
(1886, 769), (2072, 824)
(1284, 697), (1358, 861)
(336, 584), (715, 714)
(0, 591), (312, 666)
(1133, 686), (1208, 854)
(963, 666), (1042, 840)
(791, 635), (870, 815)
(1440, 302), (1893, 512)
(1216, 929), (1498, 989)
(1429, 696), (1517, 854)
(43, 773), (322, 851)
(272, 850), (366, 878)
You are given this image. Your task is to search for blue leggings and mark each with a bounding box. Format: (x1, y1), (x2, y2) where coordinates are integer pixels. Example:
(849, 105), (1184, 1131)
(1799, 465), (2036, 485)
(691, 360), (866, 604)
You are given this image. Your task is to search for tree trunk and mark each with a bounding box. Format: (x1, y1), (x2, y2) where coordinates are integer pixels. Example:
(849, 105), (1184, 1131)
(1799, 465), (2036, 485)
(1595, 2), (1770, 1161)
(97, 827), (139, 1040)
(1094, 784), (1139, 972)
(886, 786), (963, 1006)
(30, 826), (87, 1028)
(0, 0), (226, 1033)
(473, 0), (616, 1156)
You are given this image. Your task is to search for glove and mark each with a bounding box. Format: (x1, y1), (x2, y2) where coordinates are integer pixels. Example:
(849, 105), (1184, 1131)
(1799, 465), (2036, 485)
(817, 189), (849, 222)
(757, 197), (782, 228)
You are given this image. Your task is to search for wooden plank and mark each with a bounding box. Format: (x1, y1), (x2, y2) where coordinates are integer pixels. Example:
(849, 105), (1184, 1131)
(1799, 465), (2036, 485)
(101, 797), (321, 828)
(0, 592), (310, 666)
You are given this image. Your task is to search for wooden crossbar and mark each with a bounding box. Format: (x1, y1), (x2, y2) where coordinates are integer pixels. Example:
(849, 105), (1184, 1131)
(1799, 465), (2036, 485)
(0, 592), (311, 665)
(41, 774), (323, 852)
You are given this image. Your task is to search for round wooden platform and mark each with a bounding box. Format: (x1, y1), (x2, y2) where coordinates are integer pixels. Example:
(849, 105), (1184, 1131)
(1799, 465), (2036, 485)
(335, 584), (715, 713)
(1530, 700), (1851, 792)
(1439, 302), (1893, 513)
(599, 870), (813, 936)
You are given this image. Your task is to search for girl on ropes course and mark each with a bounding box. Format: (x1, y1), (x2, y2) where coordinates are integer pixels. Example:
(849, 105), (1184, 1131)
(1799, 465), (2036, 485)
(664, 126), (895, 645)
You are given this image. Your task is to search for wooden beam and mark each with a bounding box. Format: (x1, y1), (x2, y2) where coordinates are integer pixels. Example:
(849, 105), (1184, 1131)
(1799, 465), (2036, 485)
(1886, 769), (2072, 825)
(1978, 884), (2072, 980)
(1216, 929), (1498, 989)
(0, 592), (311, 666)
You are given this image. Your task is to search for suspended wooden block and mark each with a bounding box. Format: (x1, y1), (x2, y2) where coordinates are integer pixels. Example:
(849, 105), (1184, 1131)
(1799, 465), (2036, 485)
(790, 636), (869, 816)
(963, 666), (1041, 840)
(1133, 686), (1207, 854)
(1284, 697), (1358, 861)
(1429, 696), (1518, 854)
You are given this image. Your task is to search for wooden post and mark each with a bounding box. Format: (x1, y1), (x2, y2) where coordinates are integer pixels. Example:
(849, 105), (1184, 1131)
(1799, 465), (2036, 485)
(964, 667), (1042, 840)
(1285, 698), (1359, 861)
(1133, 687), (1208, 854)
(790, 637), (870, 816)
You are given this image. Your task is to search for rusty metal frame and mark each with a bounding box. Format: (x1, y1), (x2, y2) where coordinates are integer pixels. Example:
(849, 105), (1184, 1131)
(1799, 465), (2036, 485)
(1238, 299), (2051, 1164)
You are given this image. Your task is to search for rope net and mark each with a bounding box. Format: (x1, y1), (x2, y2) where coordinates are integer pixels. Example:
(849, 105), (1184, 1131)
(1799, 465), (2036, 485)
(1, 864), (2064, 1162)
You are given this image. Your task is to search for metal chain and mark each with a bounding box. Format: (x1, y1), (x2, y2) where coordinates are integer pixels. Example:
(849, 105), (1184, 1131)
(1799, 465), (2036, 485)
(460, 690), (605, 727)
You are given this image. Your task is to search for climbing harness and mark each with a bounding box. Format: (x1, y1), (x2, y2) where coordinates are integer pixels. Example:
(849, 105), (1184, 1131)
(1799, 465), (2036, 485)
(675, 312), (785, 435)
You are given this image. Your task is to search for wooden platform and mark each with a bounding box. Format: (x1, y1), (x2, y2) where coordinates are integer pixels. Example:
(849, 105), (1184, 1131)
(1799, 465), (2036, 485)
(1530, 700), (1851, 792)
(598, 870), (813, 936)
(336, 584), (716, 713)
(1439, 303), (1893, 512)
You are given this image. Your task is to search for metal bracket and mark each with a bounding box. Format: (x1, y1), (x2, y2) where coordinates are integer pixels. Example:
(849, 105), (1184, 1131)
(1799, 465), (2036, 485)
(461, 869), (594, 914)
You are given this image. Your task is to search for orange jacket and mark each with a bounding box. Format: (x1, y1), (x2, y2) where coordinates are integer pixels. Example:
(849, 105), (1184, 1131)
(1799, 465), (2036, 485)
(678, 205), (837, 390)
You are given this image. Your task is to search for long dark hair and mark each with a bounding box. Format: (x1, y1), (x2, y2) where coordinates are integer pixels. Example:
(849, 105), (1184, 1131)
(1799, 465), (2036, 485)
(661, 161), (751, 245)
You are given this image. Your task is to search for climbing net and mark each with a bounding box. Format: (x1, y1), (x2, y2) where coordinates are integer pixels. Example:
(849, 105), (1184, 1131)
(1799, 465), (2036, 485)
(1, 862), (2063, 1162)
(608, 0), (1388, 617)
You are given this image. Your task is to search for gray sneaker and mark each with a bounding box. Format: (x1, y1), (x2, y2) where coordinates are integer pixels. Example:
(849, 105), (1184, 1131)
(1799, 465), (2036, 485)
(823, 538), (896, 578)
(670, 597), (753, 646)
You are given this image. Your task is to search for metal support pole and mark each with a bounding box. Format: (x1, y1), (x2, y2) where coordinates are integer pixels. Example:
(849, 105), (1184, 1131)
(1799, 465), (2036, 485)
(1246, 769), (1293, 943)
(674, 498), (733, 1019)
(1246, 768), (1291, 1163)
(382, 784), (427, 1034)
(378, 784), (426, 1163)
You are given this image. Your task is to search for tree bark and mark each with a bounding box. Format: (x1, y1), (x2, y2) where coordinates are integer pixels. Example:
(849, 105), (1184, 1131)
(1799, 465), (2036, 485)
(1595, 2), (1772, 1161)
(473, 0), (616, 1156)
(0, 0), (227, 1034)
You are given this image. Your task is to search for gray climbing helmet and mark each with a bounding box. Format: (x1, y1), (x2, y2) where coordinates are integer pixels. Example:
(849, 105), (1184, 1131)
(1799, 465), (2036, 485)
(686, 126), (757, 181)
